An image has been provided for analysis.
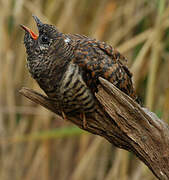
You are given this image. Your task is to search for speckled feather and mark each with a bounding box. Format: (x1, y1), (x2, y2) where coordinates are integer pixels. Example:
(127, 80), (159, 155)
(69, 34), (136, 98)
(21, 16), (138, 115)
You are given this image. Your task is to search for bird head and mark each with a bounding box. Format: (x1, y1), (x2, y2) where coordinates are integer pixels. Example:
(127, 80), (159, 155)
(20, 15), (62, 59)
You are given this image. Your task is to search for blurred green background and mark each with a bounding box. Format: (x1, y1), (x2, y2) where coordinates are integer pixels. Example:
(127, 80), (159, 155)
(0, 0), (169, 179)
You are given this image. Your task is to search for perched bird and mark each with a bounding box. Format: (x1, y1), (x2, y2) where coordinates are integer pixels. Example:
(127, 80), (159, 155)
(21, 15), (138, 128)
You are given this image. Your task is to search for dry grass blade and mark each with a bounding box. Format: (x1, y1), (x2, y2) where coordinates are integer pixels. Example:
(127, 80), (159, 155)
(146, 0), (166, 110)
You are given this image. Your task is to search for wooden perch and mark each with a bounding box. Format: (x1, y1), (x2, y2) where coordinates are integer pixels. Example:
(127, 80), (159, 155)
(19, 77), (169, 180)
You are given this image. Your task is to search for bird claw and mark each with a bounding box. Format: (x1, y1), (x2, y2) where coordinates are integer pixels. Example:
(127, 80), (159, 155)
(61, 111), (67, 121)
(80, 113), (87, 129)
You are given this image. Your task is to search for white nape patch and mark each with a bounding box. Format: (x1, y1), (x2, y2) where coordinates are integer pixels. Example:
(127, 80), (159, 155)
(64, 38), (70, 43)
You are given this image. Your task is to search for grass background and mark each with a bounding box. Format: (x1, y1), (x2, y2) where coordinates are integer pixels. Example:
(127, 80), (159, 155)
(0, 0), (169, 179)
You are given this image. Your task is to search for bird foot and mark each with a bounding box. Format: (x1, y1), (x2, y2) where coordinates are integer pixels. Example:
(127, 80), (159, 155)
(61, 111), (67, 121)
(80, 113), (87, 129)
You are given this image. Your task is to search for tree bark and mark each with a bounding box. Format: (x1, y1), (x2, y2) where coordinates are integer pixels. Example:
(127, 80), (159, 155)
(19, 77), (169, 180)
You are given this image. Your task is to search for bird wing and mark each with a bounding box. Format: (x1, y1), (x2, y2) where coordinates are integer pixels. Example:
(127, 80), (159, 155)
(70, 34), (137, 100)
(69, 34), (129, 68)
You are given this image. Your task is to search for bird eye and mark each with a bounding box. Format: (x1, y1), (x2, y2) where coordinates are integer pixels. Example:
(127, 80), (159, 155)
(41, 35), (49, 44)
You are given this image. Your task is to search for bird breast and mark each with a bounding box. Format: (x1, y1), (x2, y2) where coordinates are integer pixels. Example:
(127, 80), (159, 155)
(58, 63), (95, 113)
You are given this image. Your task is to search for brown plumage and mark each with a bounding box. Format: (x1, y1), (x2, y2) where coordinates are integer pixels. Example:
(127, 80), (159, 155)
(21, 16), (138, 124)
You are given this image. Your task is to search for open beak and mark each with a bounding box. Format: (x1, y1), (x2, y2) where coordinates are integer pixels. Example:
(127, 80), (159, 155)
(20, 16), (44, 40)
(20, 24), (38, 40)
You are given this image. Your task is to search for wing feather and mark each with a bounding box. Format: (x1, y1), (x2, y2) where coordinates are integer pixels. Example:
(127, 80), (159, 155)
(69, 34), (137, 100)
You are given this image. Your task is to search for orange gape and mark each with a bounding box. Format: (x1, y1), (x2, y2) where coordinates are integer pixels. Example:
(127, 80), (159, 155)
(20, 24), (38, 40)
